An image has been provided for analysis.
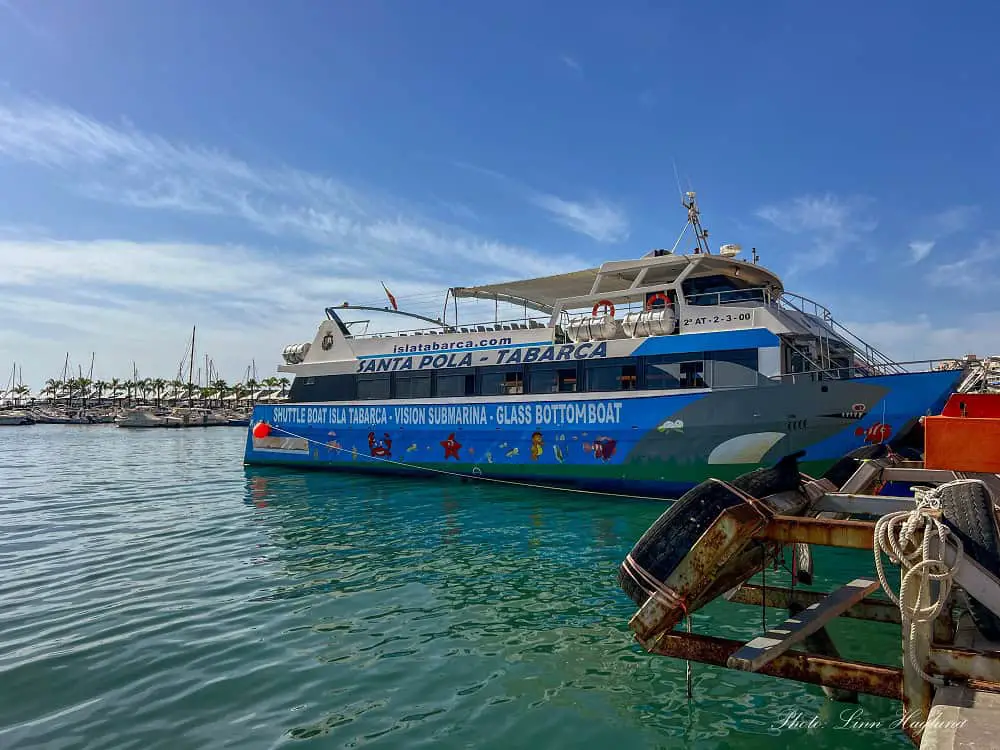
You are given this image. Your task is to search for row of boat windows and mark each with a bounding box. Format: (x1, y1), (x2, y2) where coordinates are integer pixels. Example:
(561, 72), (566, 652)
(289, 349), (760, 402)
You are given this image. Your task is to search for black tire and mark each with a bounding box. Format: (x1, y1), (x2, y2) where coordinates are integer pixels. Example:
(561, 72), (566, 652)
(618, 452), (804, 607)
(938, 481), (1000, 641)
(821, 443), (889, 489)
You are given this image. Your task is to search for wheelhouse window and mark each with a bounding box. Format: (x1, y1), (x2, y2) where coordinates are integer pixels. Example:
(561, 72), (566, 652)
(645, 354), (707, 390)
(682, 275), (762, 306)
(528, 365), (578, 394)
(394, 373), (431, 399)
(435, 370), (476, 397)
(479, 366), (524, 396)
(357, 374), (390, 400)
(585, 360), (637, 392)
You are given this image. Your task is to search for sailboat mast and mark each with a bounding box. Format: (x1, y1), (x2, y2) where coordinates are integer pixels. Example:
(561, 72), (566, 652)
(187, 326), (196, 405)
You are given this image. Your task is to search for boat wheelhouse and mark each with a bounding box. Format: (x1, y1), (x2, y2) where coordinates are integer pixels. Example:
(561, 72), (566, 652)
(245, 195), (966, 495)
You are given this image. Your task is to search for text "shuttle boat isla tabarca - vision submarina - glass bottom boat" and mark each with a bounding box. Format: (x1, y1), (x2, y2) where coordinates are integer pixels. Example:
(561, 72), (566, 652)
(244, 194), (967, 497)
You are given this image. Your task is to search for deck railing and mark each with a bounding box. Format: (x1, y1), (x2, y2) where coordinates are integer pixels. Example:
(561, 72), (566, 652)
(772, 358), (967, 384)
(346, 315), (553, 340)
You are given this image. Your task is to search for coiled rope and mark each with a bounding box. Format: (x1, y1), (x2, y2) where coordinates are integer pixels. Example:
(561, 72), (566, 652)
(874, 479), (972, 684)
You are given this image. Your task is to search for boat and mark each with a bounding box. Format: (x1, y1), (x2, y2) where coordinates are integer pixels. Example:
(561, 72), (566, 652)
(243, 193), (969, 496)
(117, 407), (166, 428)
(0, 411), (34, 426)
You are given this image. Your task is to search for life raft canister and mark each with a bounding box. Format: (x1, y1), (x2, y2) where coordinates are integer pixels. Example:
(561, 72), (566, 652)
(592, 299), (615, 318)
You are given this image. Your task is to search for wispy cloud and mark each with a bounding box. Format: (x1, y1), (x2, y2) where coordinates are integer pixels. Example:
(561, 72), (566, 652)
(559, 55), (582, 73)
(0, 0), (52, 41)
(842, 312), (1000, 362)
(755, 194), (876, 274)
(0, 95), (592, 386)
(908, 240), (935, 264)
(927, 232), (1000, 290)
(906, 204), (978, 265)
(0, 95), (584, 282)
(454, 160), (629, 243)
(529, 193), (629, 243)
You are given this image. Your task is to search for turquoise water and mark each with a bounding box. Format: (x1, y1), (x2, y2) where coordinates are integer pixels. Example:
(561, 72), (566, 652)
(1, 426), (911, 749)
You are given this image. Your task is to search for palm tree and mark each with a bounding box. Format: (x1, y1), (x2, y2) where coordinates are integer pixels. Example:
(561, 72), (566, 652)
(246, 378), (259, 405)
(211, 379), (228, 408)
(137, 378), (152, 404)
(232, 383), (247, 407)
(13, 384), (30, 406)
(79, 378), (92, 407)
(170, 379), (185, 406)
(278, 377), (290, 399)
(93, 380), (108, 405)
(43, 378), (61, 404)
(109, 378), (121, 407)
(152, 378), (167, 407)
(124, 380), (136, 407)
(198, 386), (213, 407)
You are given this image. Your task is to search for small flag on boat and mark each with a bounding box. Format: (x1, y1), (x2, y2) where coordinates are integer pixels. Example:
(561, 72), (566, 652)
(381, 282), (398, 310)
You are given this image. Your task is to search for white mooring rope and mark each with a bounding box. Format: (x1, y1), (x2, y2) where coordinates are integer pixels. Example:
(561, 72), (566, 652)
(873, 479), (974, 684)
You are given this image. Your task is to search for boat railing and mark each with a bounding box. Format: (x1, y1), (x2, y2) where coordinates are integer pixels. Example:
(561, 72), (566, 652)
(346, 315), (553, 340)
(777, 291), (906, 375)
(776, 290), (833, 320)
(773, 358), (967, 384)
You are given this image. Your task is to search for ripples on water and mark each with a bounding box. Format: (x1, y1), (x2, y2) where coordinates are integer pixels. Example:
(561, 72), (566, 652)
(0, 426), (910, 749)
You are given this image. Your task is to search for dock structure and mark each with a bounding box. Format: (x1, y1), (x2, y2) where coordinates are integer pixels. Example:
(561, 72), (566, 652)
(622, 394), (1000, 748)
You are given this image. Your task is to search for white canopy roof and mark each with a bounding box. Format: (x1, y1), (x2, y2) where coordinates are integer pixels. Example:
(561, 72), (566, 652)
(451, 252), (783, 313)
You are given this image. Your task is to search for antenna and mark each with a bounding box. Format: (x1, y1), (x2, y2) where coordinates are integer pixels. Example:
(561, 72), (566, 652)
(682, 191), (711, 254)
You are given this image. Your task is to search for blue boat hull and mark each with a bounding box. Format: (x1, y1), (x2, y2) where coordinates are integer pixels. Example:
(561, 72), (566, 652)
(244, 370), (962, 497)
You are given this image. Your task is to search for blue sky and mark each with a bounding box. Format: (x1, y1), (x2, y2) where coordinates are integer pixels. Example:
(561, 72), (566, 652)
(0, 0), (998, 388)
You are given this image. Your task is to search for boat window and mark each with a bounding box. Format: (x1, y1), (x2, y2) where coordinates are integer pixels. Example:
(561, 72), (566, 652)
(395, 373), (432, 399)
(585, 359), (638, 392)
(479, 367), (524, 396)
(709, 349), (759, 388)
(357, 374), (390, 400)
(682, 275), (761, 306)
(435, 370), (476, 397)
(528, 365), (578, 394)
(645, 354), (707, 390)
(288, 374), (355, 403)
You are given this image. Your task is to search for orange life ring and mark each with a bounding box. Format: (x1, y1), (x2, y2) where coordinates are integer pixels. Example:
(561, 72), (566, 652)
(645, 292), (671, 310)
(592, 299), (615, 318)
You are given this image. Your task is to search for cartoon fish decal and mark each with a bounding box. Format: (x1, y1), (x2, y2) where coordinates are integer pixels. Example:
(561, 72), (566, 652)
(406, 443), (418, 452)
(505, 447), (519, 458)
(591, 437), (618, 461)
(856, 422), (892, 444)
(657, 418), (685, 433)
(553, 444), (564, 463)
(485, 451), (493, 463)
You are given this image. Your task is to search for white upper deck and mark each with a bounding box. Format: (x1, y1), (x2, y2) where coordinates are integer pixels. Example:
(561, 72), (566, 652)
(451, 250), (784, 316)
(277, 195), (905, 379)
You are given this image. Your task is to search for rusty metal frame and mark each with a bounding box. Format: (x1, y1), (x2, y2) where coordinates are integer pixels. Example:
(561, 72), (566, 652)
(725, 583), (902, 624)
(647, 631), (902, 700)
(754, 515), (875, 549)
(627, 466), (1000, 747)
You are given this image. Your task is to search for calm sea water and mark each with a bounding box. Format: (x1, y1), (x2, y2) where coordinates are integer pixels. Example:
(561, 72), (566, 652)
(0, 425), (911, 749)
